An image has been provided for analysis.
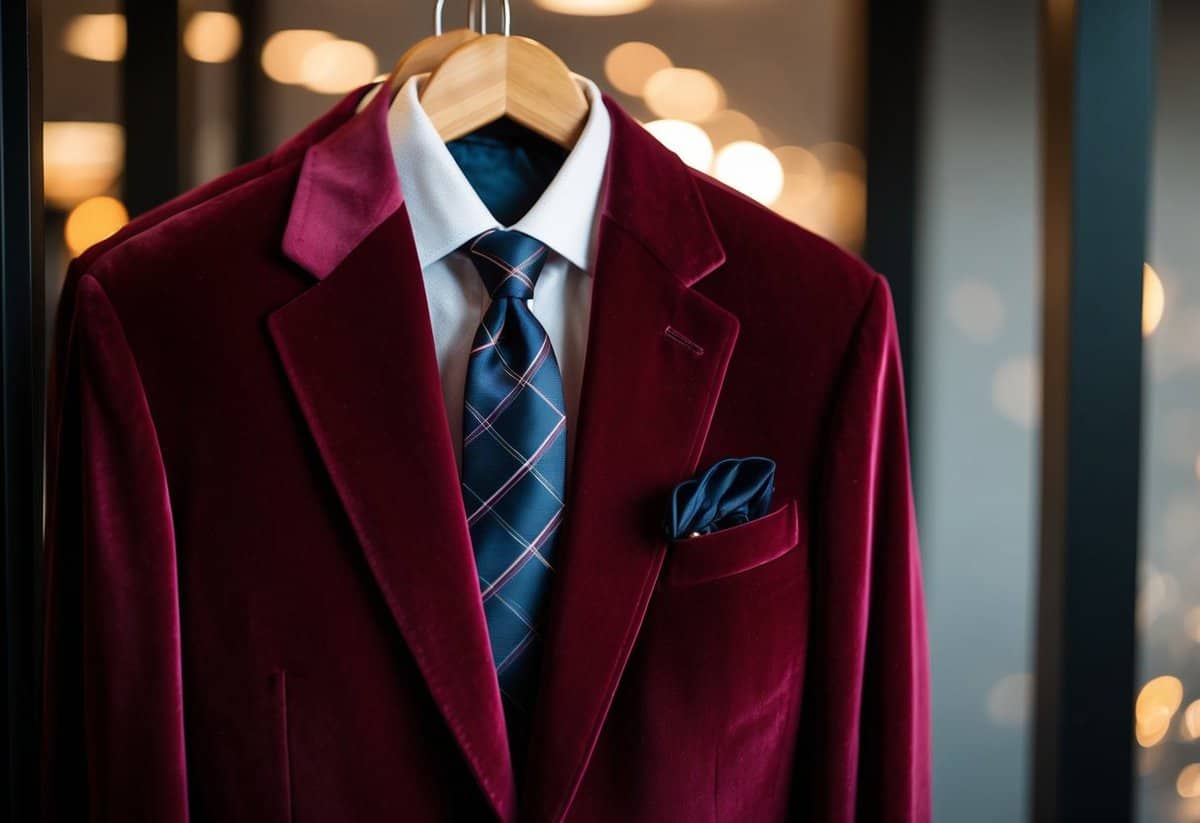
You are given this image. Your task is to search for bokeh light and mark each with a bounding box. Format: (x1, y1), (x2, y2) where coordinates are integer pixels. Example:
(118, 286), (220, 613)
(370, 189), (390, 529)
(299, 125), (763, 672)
(184, 12), (242, 64)
(300, 39), (379, 94)
(1182, 701), (1200, 741)
(62, 13), (126, 62)
(261, 29), (336, 85)
(604, 41), (671, 97)
(773, 146), (824, 200)
(43, 122), (124, 210)
(644, 67), (725, 122)
(1143, 263), (1165, 337)
(948, 280), (1007, 342)
(985, 673), (1032, 727)
(1179, 764), (1200, 799)
(713, 141), (785, 205)
(811, 141), (867, 177)
(65, 196), (129, 258)
(822, 170), (867, 250)
(705, 110), (763, 149)
(771, 147), (826, 232)
(643, 119), (714, 172)
(1136, 675), (1184, 748)
(534, 0), (655, 14)
(992, 356), (1040, 429)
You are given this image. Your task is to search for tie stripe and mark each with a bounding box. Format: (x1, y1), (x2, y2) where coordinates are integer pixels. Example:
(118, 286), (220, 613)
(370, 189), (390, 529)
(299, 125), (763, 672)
(459, 229), (567, 764)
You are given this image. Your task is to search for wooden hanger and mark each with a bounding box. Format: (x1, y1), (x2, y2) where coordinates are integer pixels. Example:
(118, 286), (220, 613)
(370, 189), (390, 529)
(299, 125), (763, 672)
(418, 1), (590, 149)
(384, 1), (482, 100)
(385, 29), (480, 99)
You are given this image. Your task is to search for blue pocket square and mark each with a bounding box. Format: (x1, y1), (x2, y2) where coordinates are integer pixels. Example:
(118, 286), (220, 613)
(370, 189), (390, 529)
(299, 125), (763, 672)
(664, 457), (777, 540)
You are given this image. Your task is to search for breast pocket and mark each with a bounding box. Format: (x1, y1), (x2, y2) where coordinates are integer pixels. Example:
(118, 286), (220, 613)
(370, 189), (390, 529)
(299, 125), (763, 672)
(662, 497), (803, 587)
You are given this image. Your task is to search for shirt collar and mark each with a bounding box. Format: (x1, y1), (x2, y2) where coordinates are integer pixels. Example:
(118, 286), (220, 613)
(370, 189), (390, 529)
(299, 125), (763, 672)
(374, 72), (612, 272)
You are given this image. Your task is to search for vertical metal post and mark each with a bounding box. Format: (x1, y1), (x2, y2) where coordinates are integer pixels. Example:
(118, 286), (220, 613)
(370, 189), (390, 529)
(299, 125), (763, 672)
(1034, 1), (1154, 820)
(122, 0), (195, 215)
(0, 0), (44, 819)
(864, 0), (927, 443)
(231, 0), (266, 165)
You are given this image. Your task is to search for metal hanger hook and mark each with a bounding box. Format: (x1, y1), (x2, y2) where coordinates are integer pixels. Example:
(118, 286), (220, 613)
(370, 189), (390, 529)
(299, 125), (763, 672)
(476, 0), (513, 36)
(434, 1), (490, 36)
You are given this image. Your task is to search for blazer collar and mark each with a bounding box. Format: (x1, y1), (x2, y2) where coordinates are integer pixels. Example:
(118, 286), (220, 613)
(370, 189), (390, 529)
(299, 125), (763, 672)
(281, 80), (403, 281)
(281, 89), (725, 290)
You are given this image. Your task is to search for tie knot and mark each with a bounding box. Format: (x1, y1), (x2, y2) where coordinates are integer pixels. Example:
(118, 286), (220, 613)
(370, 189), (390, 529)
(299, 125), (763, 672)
(463, 229), (550, 300)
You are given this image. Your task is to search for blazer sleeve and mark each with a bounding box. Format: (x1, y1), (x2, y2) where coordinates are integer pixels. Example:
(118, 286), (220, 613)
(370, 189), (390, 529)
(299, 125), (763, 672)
(42, 273), (190, 822)
(792, 274), (931, 822)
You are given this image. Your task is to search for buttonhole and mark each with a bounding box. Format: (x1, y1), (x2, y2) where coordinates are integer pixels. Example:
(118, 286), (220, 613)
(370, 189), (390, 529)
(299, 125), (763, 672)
(664, 326), (705, 356)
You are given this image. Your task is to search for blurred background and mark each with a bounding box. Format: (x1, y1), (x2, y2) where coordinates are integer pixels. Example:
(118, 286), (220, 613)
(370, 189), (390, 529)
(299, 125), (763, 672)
(23, 0), (1200, 820)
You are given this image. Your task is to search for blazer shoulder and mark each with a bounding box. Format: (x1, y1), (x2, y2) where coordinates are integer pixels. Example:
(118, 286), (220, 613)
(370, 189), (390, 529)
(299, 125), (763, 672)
(83, 159), (303, 300)
(691, 168), (880, 329)
(73, 155), (279, 279)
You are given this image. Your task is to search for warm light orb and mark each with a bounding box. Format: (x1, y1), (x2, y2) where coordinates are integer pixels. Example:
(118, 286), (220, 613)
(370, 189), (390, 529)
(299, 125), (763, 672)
(261, 29), (336, 85)
(1137, 705), (1173, 747)
(706, 110), (763, 149)
(43, 122), (125, 210)
(1132, 676), (1180, 719)
(1183, 701), (1200, 741)
(823, 171), (867, 251)
(62, 13), (126, 62)
(65, 196), (129, 257)
(1136, 675), (1184, 748)
(300, 39), (379, 94)
(184, 12), (242, 64)
(773, 146), (824, 200)
(643, 119), (713, 172)
(604, 41), (671, 97)
(1143, 263), (1165, 337)
(534, 0), (655, 15)
(714, 141), (785, 205)
(811, 141), (867, 177)
(1179, 764), (1200, 798)
(644, 67), (725, 123)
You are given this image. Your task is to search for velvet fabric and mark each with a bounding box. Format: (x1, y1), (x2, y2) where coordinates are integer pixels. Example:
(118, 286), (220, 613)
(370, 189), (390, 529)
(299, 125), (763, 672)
(42, 83), (931, 823)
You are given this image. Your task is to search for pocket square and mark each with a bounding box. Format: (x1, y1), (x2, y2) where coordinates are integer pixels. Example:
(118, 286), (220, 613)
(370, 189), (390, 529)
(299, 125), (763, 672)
(664, 457), (777, 540)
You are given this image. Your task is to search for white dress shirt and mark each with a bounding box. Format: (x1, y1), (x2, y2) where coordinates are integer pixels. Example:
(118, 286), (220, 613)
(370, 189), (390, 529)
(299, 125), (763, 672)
(357, 74), (612, 474)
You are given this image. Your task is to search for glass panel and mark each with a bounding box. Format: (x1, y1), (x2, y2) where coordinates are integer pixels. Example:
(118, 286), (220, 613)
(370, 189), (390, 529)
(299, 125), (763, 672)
(1137, 2), (1200, 820)
(916, 2), (1039, 820)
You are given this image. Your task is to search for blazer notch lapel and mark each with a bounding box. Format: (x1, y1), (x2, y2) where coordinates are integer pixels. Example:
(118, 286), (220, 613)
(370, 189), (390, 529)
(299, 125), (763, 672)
(270, 153), (519, 820)
(522, 103), (739, 821)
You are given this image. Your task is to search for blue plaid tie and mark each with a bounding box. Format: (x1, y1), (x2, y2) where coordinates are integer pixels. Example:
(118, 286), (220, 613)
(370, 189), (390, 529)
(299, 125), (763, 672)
(460, 229), (567, 758)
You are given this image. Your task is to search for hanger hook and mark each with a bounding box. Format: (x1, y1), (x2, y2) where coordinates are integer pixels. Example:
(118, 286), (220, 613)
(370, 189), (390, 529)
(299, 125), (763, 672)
(434, 1), (487, 37)
(476, 0), (512, 36)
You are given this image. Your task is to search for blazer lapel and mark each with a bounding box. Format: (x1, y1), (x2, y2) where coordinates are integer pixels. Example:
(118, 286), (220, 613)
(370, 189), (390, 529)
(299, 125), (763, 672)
(521, 100), (740, 823)
(267, 90), (517, 822)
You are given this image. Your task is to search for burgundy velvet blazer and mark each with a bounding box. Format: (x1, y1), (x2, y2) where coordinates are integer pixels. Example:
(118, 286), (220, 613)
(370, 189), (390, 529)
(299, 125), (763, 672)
(42, 85), (931, 823)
